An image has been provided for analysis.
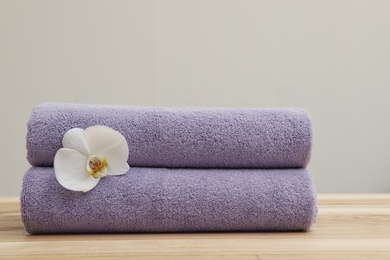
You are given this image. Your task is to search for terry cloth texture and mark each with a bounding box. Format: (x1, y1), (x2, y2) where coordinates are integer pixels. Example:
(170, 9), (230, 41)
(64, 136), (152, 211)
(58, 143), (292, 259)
(27, 103), (312, 169)
(21, 167), (317, 234)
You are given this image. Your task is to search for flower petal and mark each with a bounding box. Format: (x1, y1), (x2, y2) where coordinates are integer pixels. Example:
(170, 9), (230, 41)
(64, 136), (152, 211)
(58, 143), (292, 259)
(100, 137), (130, 175)
(54, 148), (100, 192)
(83, 125), (129, 175)
(107, 161), (130, 175)
(62, 128), (90, 156)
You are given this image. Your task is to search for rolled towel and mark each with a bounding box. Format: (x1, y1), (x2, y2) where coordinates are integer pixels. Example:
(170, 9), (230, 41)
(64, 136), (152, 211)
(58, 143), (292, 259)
(21, 167), (317, 233)
(27, 103), (312, 168)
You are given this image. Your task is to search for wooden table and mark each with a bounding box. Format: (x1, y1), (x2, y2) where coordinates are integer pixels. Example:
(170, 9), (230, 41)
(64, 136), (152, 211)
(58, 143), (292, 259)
(1, 194), (390, 259)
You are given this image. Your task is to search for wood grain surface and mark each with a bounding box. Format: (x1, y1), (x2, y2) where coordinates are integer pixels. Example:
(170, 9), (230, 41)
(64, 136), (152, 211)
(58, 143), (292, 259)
(1, 194), (390, 259)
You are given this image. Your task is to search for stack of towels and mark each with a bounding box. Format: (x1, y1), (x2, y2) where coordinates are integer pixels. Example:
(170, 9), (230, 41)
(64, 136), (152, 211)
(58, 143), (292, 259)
(21, 103), (317, 234)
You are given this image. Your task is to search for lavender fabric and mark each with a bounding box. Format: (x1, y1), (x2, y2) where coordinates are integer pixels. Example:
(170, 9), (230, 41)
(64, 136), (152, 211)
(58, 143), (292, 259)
(27, 103), (312, 168)
(21, 167), (317, 234)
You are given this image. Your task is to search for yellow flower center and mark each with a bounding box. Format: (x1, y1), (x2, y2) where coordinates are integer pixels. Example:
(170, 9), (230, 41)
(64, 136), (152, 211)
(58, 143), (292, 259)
(87, 155), (108, 178)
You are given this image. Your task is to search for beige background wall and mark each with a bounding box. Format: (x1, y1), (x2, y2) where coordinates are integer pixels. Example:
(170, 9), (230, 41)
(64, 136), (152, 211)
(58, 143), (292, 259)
(1, 0), (389, 196)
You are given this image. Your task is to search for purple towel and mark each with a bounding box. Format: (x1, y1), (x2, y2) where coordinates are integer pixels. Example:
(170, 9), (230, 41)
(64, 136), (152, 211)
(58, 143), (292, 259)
(27, 103), (312, 168)
(21, 167), (317, 233)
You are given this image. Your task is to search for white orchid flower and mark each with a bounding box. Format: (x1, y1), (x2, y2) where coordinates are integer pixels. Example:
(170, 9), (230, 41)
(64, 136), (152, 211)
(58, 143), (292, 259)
(54, 125), (130, 192)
